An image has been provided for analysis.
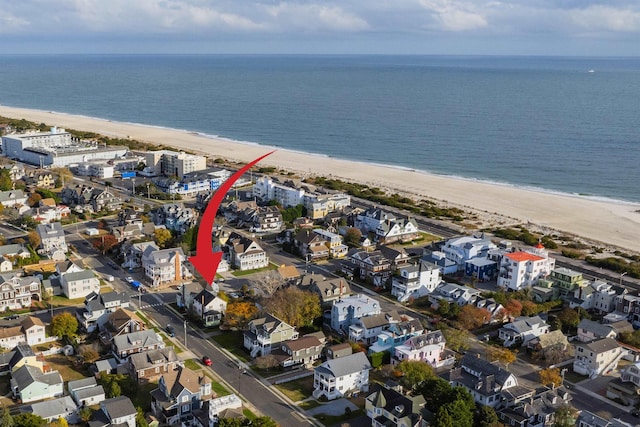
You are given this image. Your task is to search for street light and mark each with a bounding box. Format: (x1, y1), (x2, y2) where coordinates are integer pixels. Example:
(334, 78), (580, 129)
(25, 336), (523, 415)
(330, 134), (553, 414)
(620, 271), (628, 287)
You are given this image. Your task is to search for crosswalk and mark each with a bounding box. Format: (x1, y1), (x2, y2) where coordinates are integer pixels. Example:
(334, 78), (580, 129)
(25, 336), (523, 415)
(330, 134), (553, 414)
(135, 302), (165, 310)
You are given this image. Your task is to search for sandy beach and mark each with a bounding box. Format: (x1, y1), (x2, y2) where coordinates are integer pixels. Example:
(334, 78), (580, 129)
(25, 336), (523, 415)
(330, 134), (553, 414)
(2, 105), (640, 253)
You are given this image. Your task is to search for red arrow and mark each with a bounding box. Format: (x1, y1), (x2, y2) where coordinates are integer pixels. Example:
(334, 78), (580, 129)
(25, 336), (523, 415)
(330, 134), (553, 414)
(189, 151), (274, 284)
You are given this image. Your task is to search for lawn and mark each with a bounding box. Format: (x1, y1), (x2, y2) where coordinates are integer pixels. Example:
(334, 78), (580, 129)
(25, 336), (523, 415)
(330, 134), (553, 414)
(133, 382), (157, 410)
(135, 311), (150, 326)
(44, 355), (90, 381)
(212, 381), (231, 397)
(211, 331), (249, 362)
(274, 376), (315, 403)
(183, 359), (201, 371)
(230, 263), (278, 277)
(315, 409), (364, 426)
(51, 295), (85, 307)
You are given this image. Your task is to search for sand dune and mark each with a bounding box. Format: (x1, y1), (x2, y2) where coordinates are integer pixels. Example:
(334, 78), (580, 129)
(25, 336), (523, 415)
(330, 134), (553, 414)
(2, 105), (640, 253)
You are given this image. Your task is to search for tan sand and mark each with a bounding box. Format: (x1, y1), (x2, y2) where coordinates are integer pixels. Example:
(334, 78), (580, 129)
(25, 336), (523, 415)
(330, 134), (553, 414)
(2, 105), (640, 253)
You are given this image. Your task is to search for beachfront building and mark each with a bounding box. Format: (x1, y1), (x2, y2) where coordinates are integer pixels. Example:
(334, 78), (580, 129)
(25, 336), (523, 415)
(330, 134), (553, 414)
(253, 176), (305, 207)
(549, 267), (588, 299)
(497, 244), (555, 291)
(441, 236), (497, 271)
(143, 150), (207, 178)
(391, 259), (441, 302)
(2, 127), (128, 167)
(354, 207), (419, 244)
(303, 193), (351, 219)
(569, 279), (626, 314)
(153, 168), (231, 196)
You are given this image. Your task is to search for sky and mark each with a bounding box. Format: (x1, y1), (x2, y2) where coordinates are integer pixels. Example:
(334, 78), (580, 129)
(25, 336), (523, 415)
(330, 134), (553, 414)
(1, 0), (640, 56)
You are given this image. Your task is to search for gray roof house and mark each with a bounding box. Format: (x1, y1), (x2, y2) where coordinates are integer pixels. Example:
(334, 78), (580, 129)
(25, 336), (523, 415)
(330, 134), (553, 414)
(22, 395), (78, 423)
(313, 352), (372, 400)
(271, 335), (325, 368)
(365, 384), (429, 427)
(36, 222), (68, 260)
(0, 189), (27, 208)
(89, 395), (137, 427)
(10, 364), (64, 403)
(112, 329), (165, 361)
(76, 291), (131, 333)
(129, 347), (182, 383)
(446, 353), (518, 407)
(68, 377), (106, 407)
(62, 269), (100, 300)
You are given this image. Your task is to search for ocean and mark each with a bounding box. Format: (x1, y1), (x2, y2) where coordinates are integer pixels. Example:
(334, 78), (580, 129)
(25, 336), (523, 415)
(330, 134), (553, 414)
(0, 54), (639, 202)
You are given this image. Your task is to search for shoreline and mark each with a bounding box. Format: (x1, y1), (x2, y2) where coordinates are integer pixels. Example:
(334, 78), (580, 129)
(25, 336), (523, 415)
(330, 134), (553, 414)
(2, 105), (640, 253)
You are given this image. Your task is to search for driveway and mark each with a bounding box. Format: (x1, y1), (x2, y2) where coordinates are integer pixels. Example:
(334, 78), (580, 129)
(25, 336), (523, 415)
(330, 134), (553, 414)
(306, 398), (359, 417)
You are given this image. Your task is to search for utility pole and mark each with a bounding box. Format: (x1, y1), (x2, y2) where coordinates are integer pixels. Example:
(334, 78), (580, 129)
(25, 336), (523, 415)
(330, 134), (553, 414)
(620, 271), (628, 287)
(184, 319), (188, 347)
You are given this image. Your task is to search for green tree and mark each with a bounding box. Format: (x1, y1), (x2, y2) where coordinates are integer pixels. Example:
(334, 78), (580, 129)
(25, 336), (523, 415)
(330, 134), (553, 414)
(397, 360), (434, 391)
(436, 399), (474, 427)
(78, 407), (93, 423)
(0, 405), (14, 427)
(344, 227), (362, 247)
(553, 405), (578, 427)
(135, 407), (148, 427)
(555, 308), (580, 333)
(48, 418), (68, 427)
(154, 228), (173, 249)
(51, 312), (78, 340)
(474, 405), (500, 427)
(0, 170), (11, 191)
(12, 413), (46, 427)
(441, 327), (471, 353)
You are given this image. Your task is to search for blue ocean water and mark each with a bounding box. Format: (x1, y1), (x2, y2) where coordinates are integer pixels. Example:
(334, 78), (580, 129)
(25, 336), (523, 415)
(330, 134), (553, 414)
(0, 54), (639, 202)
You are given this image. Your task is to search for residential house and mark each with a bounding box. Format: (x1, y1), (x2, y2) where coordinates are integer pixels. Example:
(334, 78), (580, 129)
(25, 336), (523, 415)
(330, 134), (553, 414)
(574, 338), (624, 378)
(354, 207), (418, 243)
(497, 386), (573, 427)
(252, 176), (305, 207)
(607, 361), (640, 406)
(276, 264), (302, 286)
(150, 366), (212, 426)
(570, 280), (627, 314)
(88, 187), (123, 212)
(0, 257), (11, 272)
(0, 190), (28, 208)
(247, 205), (283, 233)
(446, 353), (518, 407)
(441, 236), (497, 271)
(498, 315), (550, 347)
(112, 330), (165, 360)
(36, 222), (67, 260)
(112, 224), (144, 243)
(0, 273), (42, 311)
(4, 164), (25, 181)
(313, 352), (372, 400)
(191, 289), (227, 327)
(8, 344), (43, 372)
(349, 312), (395, 345)
(209, 394), (243, 425)
(22, 395), (78, 424)
(243, 314), (299, 358)
(365, 384), (428, 427)
(0, 316), (47, 349)
(526, 330), (570, 362)
(142, 246), (192, 287)
(225, 232), (269, 271)
(61, 269), (100, 300)
(330, 294), (382, 334)
(129, 347), (182, 383)
(271, 335), (325, 368)
(391, 260), (441, 302)
(11, 364), (64, 403)
(307, 276), (352, 306)
(118, 208), (144, 227)
(313, 229), (348, 258)
(428, 282), (480, 309)
(90, 396), (137, 427)
(303, 192), (351, 219)
(294, 229), (330, 260)
(615, 293), (640, 327)
(68, 377), (106, 407)
(99, 308), (146, 343)
(346, 250), (392, 287)
(151, 203), (198, 234)
(577, 411), (634, 427)
(576, 319), (619, 343)
(220, 199), (258, 224)
(23, 172), (55, 189)
(392, 330), (454, 368)
(122, 241), (159, 270)
(0, 243), (30, 260)
(378, 246), (411, 271)
(367, 317), (425, 354)
(326, 343), (352, 360)
(475, 298), (506, 324)
(496, 245), (555, 291)
(76, 291), (131, 333)
(550, 267), (588, 299)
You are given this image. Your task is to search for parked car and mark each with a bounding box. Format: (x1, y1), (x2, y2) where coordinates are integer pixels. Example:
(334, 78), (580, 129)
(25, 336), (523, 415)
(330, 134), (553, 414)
(125, 276), (133, 283)
(5, 314), (19, 320)
(202, 356), (212, 366)
(166, 324), (176, 337)
(106, 275), (115, 282)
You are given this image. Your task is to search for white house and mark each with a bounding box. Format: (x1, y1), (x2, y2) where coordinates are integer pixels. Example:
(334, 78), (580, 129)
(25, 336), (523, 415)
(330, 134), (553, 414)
(498, 315), (550, 347)
(36, 222), (68, 260)
(142, 246), (192, 287)
(11, 364), (64, 403)
(253, 176), (305, 207)
(22, 395), (78, 424)
(313, 352), (371, 400)
(0, 316), (47, 349)
(225, 232), (269, 271)
(574, 338), (625, 378)
(191, 289), (227, 327)
(68, 377), (106, 407)
(497, 245), (555, 291)
(330, 294), (382, 333)
(76, 291), (131, 333)
(0, 190), (28, 208)
(428, 282), (480, 308)
(393, 330), (454, 368)
(441, 236), (497, 271)
(61, 269), (100, 300)
(391, 260), (441, 302)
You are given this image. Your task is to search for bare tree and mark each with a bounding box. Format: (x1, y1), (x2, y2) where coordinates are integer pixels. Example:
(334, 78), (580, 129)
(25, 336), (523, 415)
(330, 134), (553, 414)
(250, 272), (284, 297)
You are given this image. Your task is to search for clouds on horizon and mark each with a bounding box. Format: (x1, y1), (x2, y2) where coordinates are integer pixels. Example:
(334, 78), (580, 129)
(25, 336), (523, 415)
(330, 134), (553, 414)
(1, 0), (640, 55)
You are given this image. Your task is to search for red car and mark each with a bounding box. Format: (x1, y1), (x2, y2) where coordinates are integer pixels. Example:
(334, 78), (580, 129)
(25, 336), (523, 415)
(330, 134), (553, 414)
(202, 356), (212, 366)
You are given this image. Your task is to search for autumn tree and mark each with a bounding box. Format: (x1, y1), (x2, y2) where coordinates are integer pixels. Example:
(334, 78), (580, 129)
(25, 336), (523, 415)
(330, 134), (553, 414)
(539, 367), (563, 388)
(397, 360), (434, 391)
(555, 308), (580, 333)
(27, 231), (41, 249)
(92, 234), (118, 254)
(520, 300), (538, 316)
(0, 170), (11, 191)
(154, 228), (173, 249)
(223, 301), (259, 330)
(344, 227), (362, 247)
(27, 193), (42, 207)
(79, 344), (100, 363)
(486, 347), (517, 369)
(553, 405), (578, 427)
(261, 287), (321, 328)
(51, 312), (78, 340)
(48, 417), (68, 427)
(51, 167), (73, 187)
(456, 305), (491, 330)
(504, 299), (523, 318)
(441, 327), (471, 353)
(78, 407), (93, 423)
